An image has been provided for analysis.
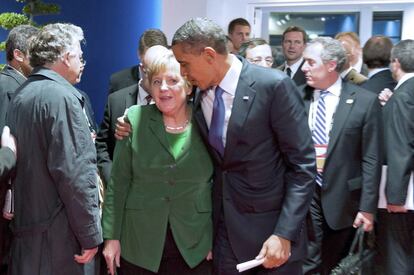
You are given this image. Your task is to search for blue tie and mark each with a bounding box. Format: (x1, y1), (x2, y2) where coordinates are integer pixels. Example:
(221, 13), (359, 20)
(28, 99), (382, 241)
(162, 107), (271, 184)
(208, 86), (225, 156)
(313, 91), (329, 186)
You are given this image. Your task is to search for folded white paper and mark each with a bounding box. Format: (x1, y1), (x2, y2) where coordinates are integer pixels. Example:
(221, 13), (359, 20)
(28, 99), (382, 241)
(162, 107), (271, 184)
(236, 258), (265, 273)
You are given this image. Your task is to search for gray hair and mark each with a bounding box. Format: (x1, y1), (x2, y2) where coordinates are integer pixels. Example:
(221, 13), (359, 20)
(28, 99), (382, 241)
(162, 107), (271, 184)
(308, 37), (347, 72)
(29, 23), (84, 67)
(391, 39), (414, 73)
(172, 18), (228, 55)
(6, 25), (39, 62)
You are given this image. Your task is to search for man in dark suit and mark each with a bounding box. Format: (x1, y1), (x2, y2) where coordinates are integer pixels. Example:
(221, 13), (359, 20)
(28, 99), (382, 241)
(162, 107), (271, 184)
(96, 45), (170, 187)
(0, 24), (38, 274)
(300, 37), (382, 275)
(277, 26), (307, 86)
(108, 29), (168, 93)
(361, 35), (396, 94)
(172, 18), (316, 274)
(377, 39), (414, 275)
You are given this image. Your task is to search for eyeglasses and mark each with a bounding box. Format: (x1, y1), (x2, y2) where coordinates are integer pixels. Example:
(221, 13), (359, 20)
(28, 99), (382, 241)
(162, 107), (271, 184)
(247, 57), (274, 66)
(79, 56), (86, 66)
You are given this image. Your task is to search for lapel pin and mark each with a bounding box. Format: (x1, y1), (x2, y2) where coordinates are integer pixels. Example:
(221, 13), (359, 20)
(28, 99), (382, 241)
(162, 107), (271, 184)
(243, 96), (249, 101)
(346, 99), (354, 104)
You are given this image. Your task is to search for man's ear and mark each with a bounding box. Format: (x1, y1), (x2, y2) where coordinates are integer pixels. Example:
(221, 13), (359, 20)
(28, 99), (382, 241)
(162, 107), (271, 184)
(13, 49), (25, 62)
(326, 60), (337, 73)
(61, 52), (71, 67)
(202, 47), (217, 64)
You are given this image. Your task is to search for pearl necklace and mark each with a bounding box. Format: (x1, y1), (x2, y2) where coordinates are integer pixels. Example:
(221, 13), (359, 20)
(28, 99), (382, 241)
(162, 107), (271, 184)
(164, 119), (190, 131)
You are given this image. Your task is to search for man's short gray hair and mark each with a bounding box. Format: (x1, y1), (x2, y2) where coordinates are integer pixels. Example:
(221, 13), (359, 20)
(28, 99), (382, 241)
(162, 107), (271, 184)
(29, 23), (84, 67)
(391, 39), (414, 73)
(172, 18), (228, 55)
(308, 37), (347, 73)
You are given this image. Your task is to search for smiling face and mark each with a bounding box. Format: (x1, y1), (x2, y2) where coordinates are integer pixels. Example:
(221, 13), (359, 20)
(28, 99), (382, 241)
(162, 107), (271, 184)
(149, 62), (191, 117)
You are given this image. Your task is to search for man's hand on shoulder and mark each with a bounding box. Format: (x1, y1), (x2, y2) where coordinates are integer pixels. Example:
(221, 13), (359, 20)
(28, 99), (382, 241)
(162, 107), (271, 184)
(256, 234), (291, 269)
(114, 116), (131, 140)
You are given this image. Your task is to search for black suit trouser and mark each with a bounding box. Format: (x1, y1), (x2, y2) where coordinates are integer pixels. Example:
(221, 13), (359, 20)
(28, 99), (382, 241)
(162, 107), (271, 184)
(213, 210), (302, 275)
(376, 209), (414, 275)
(303, 185), (356, 275)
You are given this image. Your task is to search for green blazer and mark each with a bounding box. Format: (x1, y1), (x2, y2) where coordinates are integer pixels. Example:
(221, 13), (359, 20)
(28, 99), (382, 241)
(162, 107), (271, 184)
(102, 104), (213, 273)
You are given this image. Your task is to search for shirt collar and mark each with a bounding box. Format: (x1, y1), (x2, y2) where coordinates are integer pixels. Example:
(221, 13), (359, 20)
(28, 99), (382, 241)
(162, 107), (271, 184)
(285, 57), (304, 72)
(340, 67), (353, 79)
(316, 77), (342, 97)
(368, 68), (389, 78)
(395, 72), (414, 90)
(217, 54), (242, 96)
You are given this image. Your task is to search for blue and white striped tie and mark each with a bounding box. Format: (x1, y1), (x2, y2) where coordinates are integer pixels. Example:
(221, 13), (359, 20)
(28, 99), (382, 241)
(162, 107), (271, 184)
(313, 91), (329, 186)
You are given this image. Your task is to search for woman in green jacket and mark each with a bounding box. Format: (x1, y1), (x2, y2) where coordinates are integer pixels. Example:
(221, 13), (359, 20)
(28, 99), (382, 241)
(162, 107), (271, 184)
(102, 50), (213, 275)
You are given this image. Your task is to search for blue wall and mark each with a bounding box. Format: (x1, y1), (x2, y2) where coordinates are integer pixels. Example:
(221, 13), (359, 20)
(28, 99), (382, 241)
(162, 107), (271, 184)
(0, 0), (162, 123)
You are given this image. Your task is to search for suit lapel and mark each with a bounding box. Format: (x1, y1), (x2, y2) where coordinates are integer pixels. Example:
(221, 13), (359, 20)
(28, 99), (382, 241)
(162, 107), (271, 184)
(193, 89), (223, 163)
(327, 82), (356, 156)
(125, 84), (139, 108)
(224, 62), (256, 162)
(148, 109), (174, 158)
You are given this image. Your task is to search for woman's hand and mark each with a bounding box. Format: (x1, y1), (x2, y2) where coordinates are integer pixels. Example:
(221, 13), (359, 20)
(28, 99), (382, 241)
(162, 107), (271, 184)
(103, 240), (121, 275)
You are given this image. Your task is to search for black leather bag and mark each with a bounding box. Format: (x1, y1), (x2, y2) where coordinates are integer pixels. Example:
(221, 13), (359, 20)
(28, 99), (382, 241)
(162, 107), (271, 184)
(330, 226), (376, 275)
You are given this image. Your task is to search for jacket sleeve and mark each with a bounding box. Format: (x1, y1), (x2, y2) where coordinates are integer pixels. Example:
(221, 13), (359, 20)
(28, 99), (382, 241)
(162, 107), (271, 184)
(96, 98), (113, 187)
(46, 92), (102, 249)
(101, 107), (135, 240)
(359, 95), (383, 213)
(385, 89), (414, 205)
(270, 77), (317, 241)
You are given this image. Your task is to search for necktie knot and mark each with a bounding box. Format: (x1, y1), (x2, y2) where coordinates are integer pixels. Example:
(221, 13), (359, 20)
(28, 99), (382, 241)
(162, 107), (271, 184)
(320, 90), (329, 99)
(286, 67), (292, 78)
(145, 95), (152, 105)
(208, 86), (226, 156)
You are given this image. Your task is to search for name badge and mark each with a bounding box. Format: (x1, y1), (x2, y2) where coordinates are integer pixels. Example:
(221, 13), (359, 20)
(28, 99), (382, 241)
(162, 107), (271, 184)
(314, 144), (328, 173)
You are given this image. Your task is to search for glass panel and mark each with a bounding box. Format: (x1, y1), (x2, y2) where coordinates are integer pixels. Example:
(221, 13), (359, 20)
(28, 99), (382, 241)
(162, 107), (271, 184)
(373, 11), (402, 44)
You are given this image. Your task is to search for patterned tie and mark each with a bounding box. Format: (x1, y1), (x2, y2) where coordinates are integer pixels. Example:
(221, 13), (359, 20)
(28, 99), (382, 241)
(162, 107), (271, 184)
(286, 67), (292, 78)
(145, 95), (152, 105)
(313, 91), (329, 186)
(208, 86), (225, 156)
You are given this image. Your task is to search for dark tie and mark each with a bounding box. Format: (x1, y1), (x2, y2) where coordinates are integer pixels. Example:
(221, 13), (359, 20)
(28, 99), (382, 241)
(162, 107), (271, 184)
(313, 91), (329, 186)
(286, 67), (292, 78)
(208, 86), (225, 156)
(145, 95), (152, 105)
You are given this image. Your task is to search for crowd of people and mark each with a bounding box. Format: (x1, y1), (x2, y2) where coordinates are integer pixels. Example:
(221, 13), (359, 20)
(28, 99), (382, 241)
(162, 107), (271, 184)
(0, 15), (413, 275)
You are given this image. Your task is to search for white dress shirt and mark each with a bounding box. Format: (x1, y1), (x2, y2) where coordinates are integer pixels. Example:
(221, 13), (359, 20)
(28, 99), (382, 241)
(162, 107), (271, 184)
(308, 77), (342, 143)
(284, 57), (304, 79)
(201, 54), (242, 146)
(394, 72), (414, 90)
(136, 79), (152, 105)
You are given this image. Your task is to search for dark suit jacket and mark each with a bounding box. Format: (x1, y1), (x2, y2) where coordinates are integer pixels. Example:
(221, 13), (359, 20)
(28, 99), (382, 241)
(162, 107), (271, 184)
(0, 65), (26, 131)
(277, 60), (307, 86)
(193, 57), (316, 263)
(108, 65), (139, 94)
(77, 89), (98, 132)
(302, 81), (382, 230)
(361, 69), (396, 94)
(384, 77), (414, 205)
(96, 84), (138, 186)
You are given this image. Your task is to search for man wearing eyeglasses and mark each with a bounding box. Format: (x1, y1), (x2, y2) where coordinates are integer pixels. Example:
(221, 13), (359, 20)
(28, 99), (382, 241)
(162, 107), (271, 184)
(239, 38), (274, 68)
(277, 26), (308, 86)
(6, 23), (102, 275)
